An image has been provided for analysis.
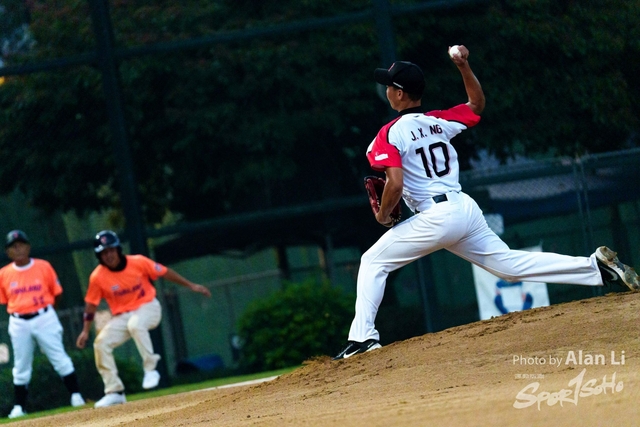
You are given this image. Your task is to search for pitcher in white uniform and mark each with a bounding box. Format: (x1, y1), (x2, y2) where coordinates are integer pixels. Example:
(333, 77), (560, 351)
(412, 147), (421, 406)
(333, 46), (640, 360)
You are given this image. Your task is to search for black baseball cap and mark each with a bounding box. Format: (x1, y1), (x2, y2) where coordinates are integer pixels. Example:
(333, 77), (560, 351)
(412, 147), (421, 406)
(374, 61), (425, 95)
(5, 230), (29, 248)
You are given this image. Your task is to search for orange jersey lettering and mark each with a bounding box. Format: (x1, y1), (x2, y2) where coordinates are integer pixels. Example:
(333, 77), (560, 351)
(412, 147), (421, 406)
(85, 255), (166, 315)
(0, 259), (62, 314)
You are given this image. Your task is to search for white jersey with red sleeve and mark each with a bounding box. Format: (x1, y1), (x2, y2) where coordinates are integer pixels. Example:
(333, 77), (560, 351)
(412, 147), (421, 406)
(366, 104), (481, 212)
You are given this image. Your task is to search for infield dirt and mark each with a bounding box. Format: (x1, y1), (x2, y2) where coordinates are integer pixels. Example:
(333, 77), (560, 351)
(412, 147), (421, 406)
(12, 291), (640, 426)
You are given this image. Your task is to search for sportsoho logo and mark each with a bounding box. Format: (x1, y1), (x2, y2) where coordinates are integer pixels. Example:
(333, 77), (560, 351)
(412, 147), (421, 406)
(512, 350), (625, 410)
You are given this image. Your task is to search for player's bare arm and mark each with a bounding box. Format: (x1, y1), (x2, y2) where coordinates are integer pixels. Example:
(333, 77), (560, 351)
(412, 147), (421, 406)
(450, 45), (485, 115)
(376, 167), (404, 226)
(76, 302), (98, 349)
(163, 268), (212, 297)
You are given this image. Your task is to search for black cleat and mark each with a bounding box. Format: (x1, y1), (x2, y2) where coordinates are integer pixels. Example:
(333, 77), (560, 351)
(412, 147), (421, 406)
(595, 246), (640, 291)
(333, 339), (382, 360)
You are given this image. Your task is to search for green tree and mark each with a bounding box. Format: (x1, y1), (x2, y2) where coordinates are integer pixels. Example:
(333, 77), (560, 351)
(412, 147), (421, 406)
(476, 0), (640, 159)
(237, 280), (354, 371)
(388, 0), (640, 161)
(0, 0), (382, 222)
(0, 0), (33, 58)
(0, 0), (638, 222)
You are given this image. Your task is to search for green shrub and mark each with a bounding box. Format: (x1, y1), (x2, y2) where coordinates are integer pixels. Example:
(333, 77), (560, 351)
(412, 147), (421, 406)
(237, 280), (354, 372)
(0, 347), (143, 416)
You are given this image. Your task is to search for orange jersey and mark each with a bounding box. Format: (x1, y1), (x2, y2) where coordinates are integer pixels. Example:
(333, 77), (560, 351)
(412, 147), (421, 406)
(0, 258), (62, 315)
(85, 255), (167, 315)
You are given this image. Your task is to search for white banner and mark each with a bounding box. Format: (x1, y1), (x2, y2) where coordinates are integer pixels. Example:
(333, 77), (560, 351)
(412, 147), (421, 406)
(472, 245), (550, 320)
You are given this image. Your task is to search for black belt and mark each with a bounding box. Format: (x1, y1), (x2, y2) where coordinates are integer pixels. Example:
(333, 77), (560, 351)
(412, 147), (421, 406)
(416, 194), (448, 213)
(12, 305), (49, 320)
(433, 194), (448, 203)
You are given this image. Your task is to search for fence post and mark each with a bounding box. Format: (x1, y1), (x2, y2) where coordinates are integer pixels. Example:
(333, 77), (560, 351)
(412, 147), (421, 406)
(372, 0), (397, 67)
(87, 0), (148, 257)
(87, 0), (169, 385)
(415, 258), (436, 333)
(372, 0), (397, 104)
(572, 156), (600, 296)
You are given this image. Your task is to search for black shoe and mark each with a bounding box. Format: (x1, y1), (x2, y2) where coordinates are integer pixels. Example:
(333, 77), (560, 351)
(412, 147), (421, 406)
(595, 246), (640, 291)
(333, 339), (381, 360)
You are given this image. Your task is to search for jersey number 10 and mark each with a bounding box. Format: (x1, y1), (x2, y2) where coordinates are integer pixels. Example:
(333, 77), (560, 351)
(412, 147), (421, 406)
(415, 142), (451, 178)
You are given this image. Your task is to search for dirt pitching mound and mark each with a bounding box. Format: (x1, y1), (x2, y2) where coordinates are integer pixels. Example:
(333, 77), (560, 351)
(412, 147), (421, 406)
(14, 292), (640, 427)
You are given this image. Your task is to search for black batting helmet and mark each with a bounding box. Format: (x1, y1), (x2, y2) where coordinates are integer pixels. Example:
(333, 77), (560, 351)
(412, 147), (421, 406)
(94, 230), (121, 253)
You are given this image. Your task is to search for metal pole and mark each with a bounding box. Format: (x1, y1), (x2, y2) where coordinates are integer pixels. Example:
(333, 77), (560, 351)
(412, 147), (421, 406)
(87, 0), (148, 257)
(323, 233), (337, 287)
(573, 157), (600, 297)
(373, 0), (398, 103)
(372, 0), (397, 67)
(373, 0), (435, 330)
(88, 0), (169, 385)
(415, 258), (435, 333)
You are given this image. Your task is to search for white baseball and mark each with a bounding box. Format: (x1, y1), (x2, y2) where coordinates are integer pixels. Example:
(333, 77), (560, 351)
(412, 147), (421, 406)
(449, 45), (461, 58)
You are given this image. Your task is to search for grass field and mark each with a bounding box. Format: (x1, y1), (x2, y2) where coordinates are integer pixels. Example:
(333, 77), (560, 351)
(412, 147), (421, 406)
(0, 366), (297, 424)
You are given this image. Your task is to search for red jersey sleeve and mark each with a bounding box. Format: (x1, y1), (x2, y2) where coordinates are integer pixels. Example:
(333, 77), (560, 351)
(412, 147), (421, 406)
(425, 104), (481, 128)
(366, 118), (403, 171)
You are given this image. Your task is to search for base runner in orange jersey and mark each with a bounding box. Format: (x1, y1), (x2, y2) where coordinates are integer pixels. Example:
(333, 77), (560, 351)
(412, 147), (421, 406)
(75, 230), (211, 408)
(0, 230), (85, 419)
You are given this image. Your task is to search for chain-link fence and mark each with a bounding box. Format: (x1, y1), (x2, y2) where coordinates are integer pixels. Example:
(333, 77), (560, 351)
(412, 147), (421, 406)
(421, 148), (640, 331)
(463, 148), (640, 257)
(1, 150), (639, 375)
(1, 0), (639, 377)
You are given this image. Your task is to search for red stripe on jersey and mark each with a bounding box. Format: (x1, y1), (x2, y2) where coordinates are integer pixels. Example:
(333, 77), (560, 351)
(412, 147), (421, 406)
(425, 104), (481, 128)
(367, 117), (403, 171)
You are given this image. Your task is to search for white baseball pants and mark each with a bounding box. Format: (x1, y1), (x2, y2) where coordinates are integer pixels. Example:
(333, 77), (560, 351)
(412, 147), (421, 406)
(94, 298), (162, 394)
(8, 307), (75, 385)
(348, 191), (602, 342)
